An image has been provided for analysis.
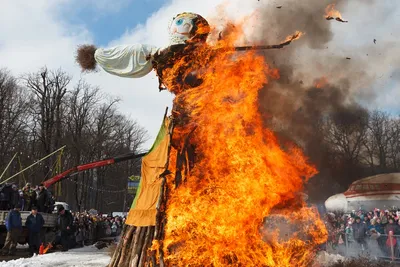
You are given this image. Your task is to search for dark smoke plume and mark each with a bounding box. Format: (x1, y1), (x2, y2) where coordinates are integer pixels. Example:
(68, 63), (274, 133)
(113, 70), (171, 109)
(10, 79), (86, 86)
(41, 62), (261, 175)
(249, 0), (397, 201)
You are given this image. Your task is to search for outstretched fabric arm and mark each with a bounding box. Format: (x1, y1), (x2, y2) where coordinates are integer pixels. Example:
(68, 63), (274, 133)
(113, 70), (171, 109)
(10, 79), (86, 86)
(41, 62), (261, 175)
(94, 44), (159, 78)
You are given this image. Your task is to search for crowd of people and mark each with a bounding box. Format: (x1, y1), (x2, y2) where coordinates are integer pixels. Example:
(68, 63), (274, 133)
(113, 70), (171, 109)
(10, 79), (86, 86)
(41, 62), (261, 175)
(0, 185), (125, 256)
(0, 182), (55, 213)
(324, 208), (400, 258)
(62, 209), (125, 249)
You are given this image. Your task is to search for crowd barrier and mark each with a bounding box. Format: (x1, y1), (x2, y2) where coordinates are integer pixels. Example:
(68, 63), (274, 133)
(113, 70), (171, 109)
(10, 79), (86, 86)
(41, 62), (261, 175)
(330, 232), (400, 262)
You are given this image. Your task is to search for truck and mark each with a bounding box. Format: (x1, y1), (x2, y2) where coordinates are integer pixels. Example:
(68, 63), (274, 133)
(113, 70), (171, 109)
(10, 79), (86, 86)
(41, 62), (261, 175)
(0, 210), (57, 246)
(0, 151), (145, 247)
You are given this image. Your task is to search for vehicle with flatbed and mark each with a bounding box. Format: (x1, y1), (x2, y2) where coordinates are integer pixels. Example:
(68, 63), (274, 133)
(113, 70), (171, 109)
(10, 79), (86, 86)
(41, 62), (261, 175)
(0, 210), (57, 246)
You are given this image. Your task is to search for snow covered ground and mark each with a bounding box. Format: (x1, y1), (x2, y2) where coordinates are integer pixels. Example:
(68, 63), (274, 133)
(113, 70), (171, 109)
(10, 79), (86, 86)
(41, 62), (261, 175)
(0, 246), (110, 267)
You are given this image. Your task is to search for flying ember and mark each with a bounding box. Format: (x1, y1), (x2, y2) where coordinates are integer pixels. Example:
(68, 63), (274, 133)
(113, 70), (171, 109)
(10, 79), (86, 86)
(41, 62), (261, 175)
(325, 4), (348, 23)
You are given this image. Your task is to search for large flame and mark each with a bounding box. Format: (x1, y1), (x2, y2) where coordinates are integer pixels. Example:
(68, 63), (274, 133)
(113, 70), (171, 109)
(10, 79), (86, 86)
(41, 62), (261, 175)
(160, 19), (327, 267)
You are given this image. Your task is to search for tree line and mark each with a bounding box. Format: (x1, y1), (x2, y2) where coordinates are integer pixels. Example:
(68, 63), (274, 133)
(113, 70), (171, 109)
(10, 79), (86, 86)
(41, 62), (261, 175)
(1, 66), (398, 209)
(0, 68), (148, 212)
(304, 107), (400, 201)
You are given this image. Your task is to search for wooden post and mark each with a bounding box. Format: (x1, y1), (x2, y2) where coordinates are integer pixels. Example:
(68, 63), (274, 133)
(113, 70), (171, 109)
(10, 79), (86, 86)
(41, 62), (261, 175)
(109, 109), (172, 267)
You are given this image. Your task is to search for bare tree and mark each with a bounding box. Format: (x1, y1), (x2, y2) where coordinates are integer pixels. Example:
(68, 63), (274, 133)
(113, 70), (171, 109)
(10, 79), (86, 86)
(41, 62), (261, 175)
(322, 108), (369, 165)
(23, 68), (70, 181)
(387, 116), (400, 170)
(0, 67), (148, 212)
(363, 111), (395, 171)
(0, 69), (31, 182)
(63, 80), (100, 210)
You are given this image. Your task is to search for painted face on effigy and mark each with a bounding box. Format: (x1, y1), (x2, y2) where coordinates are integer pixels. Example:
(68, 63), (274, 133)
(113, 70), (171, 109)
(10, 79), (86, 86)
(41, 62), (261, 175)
(168, 12), (210, 45)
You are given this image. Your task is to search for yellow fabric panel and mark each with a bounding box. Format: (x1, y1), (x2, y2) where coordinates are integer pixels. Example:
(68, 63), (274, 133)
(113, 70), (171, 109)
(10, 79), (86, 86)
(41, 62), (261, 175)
(125, 118), (171, 226)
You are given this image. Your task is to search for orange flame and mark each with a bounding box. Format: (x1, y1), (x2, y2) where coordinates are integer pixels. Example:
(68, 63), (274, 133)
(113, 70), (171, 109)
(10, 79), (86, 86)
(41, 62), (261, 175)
(325, 3), (347, 22)
(42, 243), (53, 254)
(314, 77), (328, 89)
(284, 31), (304, 43)
(159, 17), (327, 267)
(325, 4), (342, 19)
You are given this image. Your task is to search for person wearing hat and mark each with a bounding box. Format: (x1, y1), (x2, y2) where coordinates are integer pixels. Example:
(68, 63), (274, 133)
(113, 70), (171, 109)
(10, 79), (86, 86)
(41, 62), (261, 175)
(1, 204), (22, 255)
(57, 205), (74, 251)
(351, 216), (368, 251)
(22, 183), (36, 211)
(9, 184), (20, 210)
(25, 206), (45, 256)
(36, 183), (48, 213)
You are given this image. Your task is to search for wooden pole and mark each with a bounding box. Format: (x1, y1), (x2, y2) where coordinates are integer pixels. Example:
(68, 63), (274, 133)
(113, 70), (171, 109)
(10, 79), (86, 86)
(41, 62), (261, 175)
(0, 152), (18, 181)
(0, 145), (66, 185)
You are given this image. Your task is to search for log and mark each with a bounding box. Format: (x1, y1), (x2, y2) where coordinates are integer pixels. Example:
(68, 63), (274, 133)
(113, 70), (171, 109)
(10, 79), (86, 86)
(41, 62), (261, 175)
(110, 225), (135, 267)
(129, 227), (145, 267)
(138, 226), (154, 267)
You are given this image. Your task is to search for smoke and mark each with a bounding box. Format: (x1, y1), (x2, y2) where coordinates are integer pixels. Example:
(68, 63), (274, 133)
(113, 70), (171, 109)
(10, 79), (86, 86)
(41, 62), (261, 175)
(255, 0), (372, 134)
(238, 0), (399, 200)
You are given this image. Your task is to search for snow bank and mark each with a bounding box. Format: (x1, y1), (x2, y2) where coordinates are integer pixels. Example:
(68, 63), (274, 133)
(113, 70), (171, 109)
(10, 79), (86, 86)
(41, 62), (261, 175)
(0, 246), (110, 267)
(312, 251), (346, 267)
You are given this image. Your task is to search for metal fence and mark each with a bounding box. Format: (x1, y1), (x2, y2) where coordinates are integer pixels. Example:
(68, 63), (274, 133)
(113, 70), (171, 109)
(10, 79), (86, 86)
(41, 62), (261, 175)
(328, 231), (400, 262)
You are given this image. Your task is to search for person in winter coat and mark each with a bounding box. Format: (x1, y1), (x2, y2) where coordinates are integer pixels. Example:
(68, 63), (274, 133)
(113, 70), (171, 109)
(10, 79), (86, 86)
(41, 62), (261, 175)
(352, 216), (368, 250)
(1, 204), (22, 255)
(48, 194), (56, 213)
(36, 184), (48, 212)
(75, 224), (85, 247)
(111, 221), (118, 237)
(23, 183), (36, 211)
(9, 184), (20, 209)
(57, 205), (74, 251)
(18, 190), (25, 211)
(385, 217), (399, 235)
(25, 206), (45, 256)
(0, 184), (13, 210)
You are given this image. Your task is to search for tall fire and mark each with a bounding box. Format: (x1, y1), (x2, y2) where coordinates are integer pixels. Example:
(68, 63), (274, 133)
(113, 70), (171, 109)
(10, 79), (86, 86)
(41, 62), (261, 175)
(160, 22), (328, 266)
(75, 11), (329, 267)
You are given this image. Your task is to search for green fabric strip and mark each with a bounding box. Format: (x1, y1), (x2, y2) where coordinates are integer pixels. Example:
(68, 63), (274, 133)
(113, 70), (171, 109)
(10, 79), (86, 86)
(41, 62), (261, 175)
(146, 117), (167, 155)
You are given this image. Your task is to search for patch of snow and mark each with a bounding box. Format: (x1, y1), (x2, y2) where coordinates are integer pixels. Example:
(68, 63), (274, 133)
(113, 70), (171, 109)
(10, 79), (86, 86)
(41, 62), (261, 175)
(312, 251), (345, 267)
(0, 246), (110, 267)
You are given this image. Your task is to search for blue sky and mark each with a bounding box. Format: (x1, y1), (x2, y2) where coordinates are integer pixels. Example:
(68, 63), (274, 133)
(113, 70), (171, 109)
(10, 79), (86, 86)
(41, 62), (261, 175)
(61, 0), (167, 45)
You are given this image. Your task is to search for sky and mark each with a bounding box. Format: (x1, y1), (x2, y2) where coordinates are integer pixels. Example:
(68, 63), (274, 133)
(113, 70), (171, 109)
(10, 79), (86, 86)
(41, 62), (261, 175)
(0, 0), (399, 150)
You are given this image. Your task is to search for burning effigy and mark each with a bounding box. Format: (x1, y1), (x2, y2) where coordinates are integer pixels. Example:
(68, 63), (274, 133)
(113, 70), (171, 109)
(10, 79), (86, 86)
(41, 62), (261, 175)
(76, 11), (327, 267)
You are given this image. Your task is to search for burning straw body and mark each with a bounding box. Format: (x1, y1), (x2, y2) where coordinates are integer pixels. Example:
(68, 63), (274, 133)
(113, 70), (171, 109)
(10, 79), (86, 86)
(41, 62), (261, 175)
(76, 12), (327, 267)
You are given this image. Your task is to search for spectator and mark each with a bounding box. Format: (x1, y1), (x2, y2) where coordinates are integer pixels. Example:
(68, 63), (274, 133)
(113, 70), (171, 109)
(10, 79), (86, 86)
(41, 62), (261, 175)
(385, 217), (399, 235)
(18, 190), (25, 210)
(1, 204), (22, 256)
(75, 224), (85, 248)
(111, 221), (118, 237)
(0, 184), (13, 210)
(36, 184), (48, 212)
(48, 194), (56, 213)
(23, 183), (36, 211)
(352, 216), (368, 250)
(363, 215), (371, 228)
(25, 206), (45, 256)
(57, 205), (74, 251)
(9, 184), (20, 209)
